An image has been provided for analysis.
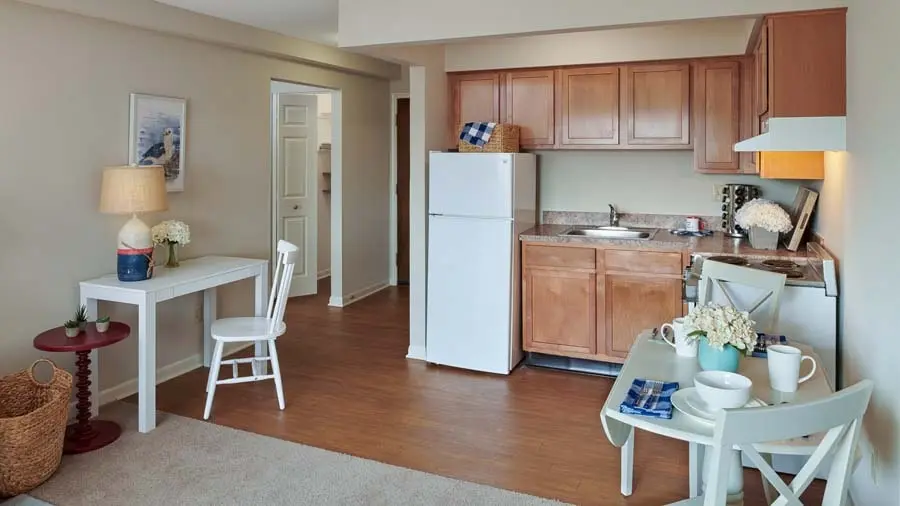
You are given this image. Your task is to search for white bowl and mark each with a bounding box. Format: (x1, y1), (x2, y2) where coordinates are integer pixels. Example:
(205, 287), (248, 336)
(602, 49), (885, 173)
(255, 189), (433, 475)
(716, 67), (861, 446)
(693, 371), (752, 411)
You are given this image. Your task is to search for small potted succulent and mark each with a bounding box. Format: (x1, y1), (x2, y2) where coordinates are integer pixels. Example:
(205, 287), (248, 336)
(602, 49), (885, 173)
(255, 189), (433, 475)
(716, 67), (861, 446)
(64, 320), (81, 338)
(74, 304), (90, 331)
(95, 316), (111, 333)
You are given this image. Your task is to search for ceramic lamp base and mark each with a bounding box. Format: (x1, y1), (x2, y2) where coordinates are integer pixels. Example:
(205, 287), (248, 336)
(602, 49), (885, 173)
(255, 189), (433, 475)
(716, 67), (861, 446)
(116, 214), (154, 282)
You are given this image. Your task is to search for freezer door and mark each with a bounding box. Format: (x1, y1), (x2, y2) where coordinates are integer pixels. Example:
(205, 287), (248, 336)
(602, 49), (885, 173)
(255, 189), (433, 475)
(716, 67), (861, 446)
(429, 153), (513, 218)
(426, 215), (514, 374)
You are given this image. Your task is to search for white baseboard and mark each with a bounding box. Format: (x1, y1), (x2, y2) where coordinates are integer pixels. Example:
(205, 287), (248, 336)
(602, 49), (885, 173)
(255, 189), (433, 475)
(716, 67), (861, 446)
(406, 344), (426, 361)
(328, 280), (389, 308)
(69, 343), (254, 420)
(317, 269), (331, 280)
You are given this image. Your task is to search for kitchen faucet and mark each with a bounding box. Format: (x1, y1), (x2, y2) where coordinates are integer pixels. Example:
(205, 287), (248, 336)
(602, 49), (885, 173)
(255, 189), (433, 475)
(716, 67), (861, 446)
(608, 204), (619, 227)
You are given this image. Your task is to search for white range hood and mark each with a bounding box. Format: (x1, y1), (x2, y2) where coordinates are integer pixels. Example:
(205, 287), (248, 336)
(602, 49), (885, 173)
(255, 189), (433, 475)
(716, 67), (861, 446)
(734, 116), (846, 152)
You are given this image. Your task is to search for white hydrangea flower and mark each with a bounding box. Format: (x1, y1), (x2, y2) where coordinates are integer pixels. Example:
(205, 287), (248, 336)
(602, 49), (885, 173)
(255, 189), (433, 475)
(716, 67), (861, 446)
(734, 199), (793, 233)
(151, 220), (191, 246)
(683, 303), (756, 354)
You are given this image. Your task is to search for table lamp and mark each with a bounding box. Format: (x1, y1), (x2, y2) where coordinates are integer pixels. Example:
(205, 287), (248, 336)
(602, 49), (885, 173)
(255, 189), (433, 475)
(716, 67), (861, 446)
(99, 166), (168, 281)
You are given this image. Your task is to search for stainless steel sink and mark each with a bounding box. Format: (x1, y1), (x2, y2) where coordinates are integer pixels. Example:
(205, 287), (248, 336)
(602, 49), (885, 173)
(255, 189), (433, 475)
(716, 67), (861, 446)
(562, 226), (656, 239)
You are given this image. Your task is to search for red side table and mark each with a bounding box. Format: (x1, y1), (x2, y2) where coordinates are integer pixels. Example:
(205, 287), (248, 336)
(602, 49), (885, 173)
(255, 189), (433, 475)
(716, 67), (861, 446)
(33, 322), (130, 454)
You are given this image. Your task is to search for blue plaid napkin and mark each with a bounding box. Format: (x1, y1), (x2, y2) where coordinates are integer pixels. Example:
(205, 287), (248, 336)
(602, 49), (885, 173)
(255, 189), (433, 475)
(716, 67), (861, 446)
(619, 378), (679, 419)
(459, 121), (497, 147)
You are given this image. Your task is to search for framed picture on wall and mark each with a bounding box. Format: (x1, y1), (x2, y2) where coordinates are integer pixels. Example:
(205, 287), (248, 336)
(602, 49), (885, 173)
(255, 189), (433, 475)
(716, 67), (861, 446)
(129, 93), (186, 192)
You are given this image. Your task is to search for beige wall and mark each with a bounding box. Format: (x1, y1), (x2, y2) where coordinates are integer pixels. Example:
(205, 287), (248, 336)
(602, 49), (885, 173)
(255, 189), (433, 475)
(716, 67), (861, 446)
(538, 151), (811, 218)
(445, 18), (755, 72)
(338, 0), (845, 47)
(831, 2), (900, 503)
(0, 2), (391, 393)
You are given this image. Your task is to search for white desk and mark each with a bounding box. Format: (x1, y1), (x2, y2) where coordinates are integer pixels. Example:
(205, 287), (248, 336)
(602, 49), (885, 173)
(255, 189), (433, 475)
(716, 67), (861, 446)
(601, 331), (832, 503)
(80, 256), (268, 433)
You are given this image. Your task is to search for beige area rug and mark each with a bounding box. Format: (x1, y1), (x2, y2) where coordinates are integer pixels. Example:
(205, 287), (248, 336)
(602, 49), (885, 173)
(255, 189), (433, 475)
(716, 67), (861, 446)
(31, 403), (569, 506)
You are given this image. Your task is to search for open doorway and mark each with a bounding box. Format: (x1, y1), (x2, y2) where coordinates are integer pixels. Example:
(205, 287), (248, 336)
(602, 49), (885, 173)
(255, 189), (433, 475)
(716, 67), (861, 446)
(391, 93), (411, 286)
(270, 80), (337, 302)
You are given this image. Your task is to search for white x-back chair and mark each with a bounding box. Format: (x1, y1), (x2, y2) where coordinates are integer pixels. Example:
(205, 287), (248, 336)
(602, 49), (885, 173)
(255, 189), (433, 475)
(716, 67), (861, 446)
(671, 380), (874, 506)
(699, 260), (787, 334)
(203, 240), (299, 420)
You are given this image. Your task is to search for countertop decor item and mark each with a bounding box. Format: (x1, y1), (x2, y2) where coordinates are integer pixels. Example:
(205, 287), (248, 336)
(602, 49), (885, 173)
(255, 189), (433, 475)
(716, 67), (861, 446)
(151, 220), (191, 268)
(129, 93), (186, 192)
(735, 198), (793, 250)
(95, 316), (110, 333)
(63, 320), (80, 338)
(99, 165), (169, 281)
(0, 359), (72, 497)
(33, 323), (130, 454)
(684, 303), (756, 373)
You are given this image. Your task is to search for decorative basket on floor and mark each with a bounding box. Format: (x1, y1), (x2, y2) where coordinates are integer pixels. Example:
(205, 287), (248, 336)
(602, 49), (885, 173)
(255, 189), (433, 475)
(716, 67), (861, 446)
(458, 123), (520, 153)
(748, 227), (780, 250)
(0, 360), (73, 497)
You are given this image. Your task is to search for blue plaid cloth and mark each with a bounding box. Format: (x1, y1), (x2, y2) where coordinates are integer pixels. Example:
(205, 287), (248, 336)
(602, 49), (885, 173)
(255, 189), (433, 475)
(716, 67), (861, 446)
(459, 121), (497, 147)
(619, 378), (679, 419)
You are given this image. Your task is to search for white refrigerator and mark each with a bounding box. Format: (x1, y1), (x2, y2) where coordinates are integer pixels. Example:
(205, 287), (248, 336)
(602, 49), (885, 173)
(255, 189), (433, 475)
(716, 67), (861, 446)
(426, 152), (537, 374)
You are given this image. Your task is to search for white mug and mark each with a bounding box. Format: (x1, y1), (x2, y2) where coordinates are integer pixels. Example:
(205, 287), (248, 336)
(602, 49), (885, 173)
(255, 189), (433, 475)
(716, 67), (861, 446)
(660, 318), (698, 358)
(767, 345), (817, 392)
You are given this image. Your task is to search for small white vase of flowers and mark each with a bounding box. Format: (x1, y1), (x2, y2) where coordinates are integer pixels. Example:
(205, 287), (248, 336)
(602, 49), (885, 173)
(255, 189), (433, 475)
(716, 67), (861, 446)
(734, 198), (793, 250)
(152, 220), (191, 268)
(684, 303), (757, 372)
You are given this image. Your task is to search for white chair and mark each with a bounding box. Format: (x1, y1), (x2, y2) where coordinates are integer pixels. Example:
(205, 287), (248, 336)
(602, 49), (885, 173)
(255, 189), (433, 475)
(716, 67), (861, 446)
(203, 240), (299, 420)
(670, 380), (874, 506)
(699, 260), (787, 334)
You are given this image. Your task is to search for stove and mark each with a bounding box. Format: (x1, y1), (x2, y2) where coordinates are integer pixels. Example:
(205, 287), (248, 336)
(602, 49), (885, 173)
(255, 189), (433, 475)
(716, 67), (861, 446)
(705, 255), (749, 266)
(757, 259), (805, 279)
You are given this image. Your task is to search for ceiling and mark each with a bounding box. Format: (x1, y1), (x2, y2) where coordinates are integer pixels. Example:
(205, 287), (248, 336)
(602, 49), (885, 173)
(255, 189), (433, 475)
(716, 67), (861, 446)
(153, 0), (339, 45)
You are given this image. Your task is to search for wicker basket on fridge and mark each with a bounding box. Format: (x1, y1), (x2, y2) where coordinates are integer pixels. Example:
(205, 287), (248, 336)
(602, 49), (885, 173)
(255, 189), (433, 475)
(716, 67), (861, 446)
(0, 359), (73, 497)
(458, 123), (520, 153)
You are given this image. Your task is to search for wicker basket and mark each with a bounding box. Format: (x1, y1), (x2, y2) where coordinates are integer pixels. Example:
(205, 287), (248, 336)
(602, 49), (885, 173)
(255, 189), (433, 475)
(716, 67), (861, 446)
(0, 359), (72, 497)
(458, 123), (520, 153)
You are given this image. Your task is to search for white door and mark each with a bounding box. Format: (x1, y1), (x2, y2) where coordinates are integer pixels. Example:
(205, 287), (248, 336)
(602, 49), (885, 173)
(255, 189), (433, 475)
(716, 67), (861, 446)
(274, 93), (318, 296)
(426, 215), (514, 374)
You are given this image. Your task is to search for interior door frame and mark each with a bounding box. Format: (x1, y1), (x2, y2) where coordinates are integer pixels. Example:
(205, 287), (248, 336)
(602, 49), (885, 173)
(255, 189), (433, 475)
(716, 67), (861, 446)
(389, 92), (411, 286)
(269, 79), (342, 302)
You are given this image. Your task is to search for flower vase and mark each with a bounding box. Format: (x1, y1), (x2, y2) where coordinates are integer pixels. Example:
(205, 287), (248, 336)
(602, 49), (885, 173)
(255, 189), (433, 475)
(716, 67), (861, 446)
(698, 338), (741, 372)
(749, 227), (779, 250)
(166, 243), (180, 268)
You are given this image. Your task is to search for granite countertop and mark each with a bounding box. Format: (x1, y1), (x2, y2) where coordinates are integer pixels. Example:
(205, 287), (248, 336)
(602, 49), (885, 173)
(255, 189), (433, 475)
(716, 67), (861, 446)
(520, 224), (812, 260)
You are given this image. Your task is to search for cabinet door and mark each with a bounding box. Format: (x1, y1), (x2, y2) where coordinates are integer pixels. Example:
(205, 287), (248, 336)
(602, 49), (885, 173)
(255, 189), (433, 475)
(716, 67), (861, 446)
(693, 60), (741, 173)
(558, 66), (620, 146)
(755, 22), (770, 118)
(505, 70), (556, 148)
(605, 274), (682, 359)
(623, 63), (691, 147)
(450, 72), (502, 144)
(523, 268), (597, 355)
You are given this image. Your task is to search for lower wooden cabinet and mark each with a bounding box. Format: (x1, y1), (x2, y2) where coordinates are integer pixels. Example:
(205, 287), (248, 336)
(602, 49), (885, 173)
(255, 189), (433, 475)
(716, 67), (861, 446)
(522, 243), (685, 363)
(604, 274), (683, 359)
(523, 268), (597, 355)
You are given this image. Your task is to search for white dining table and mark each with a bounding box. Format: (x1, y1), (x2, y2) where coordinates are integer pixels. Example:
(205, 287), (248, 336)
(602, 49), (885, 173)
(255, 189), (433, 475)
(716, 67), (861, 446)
(80, 256), (269, 433)
(601, 330), (833, 504)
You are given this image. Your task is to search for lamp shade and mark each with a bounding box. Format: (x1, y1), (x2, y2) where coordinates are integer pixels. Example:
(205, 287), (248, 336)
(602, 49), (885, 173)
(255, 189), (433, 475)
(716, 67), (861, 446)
(99, 166), (168, 214)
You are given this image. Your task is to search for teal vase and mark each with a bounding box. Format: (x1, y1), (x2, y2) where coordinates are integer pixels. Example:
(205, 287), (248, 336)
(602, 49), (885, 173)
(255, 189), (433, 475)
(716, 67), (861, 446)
(697, 338), (741, 372)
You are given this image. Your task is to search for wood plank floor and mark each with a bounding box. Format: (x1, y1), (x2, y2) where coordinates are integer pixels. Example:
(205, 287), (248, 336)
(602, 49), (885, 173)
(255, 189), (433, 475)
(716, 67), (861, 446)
(145, 279), (825, 505)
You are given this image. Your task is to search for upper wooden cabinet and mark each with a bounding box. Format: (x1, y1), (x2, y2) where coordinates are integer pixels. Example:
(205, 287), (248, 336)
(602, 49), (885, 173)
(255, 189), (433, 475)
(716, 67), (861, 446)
(449, 72), (502, 144)
(762, 10), (846, 118)
(505, 70), (556, 148)
(558, 66), (620, 147)
(693, 59), (742, 173)
(623, 63), (691, 147)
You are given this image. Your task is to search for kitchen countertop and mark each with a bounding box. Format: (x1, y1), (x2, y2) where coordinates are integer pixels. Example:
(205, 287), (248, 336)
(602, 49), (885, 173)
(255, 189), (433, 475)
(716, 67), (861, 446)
(520, 224), (813, 260)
